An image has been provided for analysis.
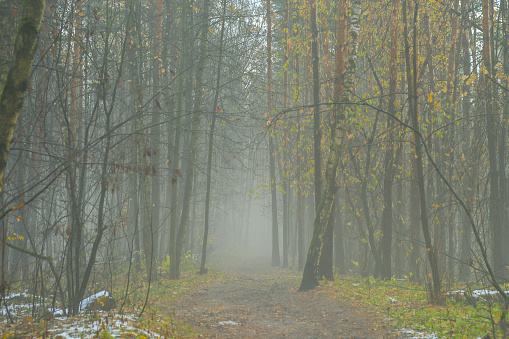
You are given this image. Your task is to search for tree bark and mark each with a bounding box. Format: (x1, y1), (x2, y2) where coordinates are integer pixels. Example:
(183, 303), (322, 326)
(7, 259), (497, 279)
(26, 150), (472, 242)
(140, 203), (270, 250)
(311, 0), (322, 212)
(169, 0), (188, 280)
(333, 195), (345, 272)
(266, 0), (281, 267)
(174, 0), (210, 279)
(299, 0), (360, 291)
(380, 0), (399, 280)
(149, 0), (164, 278)
(0, 0), (45, 197)
(281, 0), (290, 269)
(403, 0), (441, 300)
(200, 0), (227, 274)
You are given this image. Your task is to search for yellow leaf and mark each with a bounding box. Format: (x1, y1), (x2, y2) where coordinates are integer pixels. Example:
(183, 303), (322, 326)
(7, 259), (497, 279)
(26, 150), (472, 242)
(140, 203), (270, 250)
(17, 216), (22, 222)
(494, 314), (501, 324)
(161, 68), (165, 73)
(465, 74), (476, 85)
(427, 91), (433, 103)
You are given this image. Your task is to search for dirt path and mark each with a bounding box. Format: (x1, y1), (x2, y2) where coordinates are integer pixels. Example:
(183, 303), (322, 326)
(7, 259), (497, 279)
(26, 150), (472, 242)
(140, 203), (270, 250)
(173, 255), (397, 338)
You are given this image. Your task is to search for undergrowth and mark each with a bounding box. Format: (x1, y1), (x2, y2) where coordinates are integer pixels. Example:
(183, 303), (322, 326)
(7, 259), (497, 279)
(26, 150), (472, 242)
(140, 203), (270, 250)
(0, 254), (221, 338)
(329, 273), (504, 338)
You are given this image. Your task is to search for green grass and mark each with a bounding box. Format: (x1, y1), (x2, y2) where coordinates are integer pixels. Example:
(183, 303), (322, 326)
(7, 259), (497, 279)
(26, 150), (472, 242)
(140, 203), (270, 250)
(328, 274), (505, 338)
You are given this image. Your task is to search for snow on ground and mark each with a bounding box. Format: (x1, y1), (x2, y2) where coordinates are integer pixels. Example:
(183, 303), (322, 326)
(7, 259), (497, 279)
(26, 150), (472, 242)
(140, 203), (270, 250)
(78, 291), (111, 311)
(395, 288), (507, 338)
(1, 290), (165, 338)
(4, 292), (30, 301)
(47, 290), (113, 316)
(48, 313), (163, 338)
(447, 289), (509, 298)
(218, 320), (239, 325)
(399, 328), (439, 339)
(393, 287), (507, 339)
(1, 303), (34, 316)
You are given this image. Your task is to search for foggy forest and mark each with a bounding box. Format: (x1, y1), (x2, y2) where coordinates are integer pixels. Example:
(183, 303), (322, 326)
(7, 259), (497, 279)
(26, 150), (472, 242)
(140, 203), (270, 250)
(0, 0), (509, 337)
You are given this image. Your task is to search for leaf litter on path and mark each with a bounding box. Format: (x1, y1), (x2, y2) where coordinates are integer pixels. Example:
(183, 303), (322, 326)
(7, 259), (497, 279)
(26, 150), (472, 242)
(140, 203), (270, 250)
(169, 254), (398, 338)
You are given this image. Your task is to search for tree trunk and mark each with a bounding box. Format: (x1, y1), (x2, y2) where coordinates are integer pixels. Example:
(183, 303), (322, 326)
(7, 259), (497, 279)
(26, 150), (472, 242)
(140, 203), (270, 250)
(403, 0), (441, 300)
(266, 0), (280, 267)
(333, 195), (345, 272)
(200, 0), (227, 274)
(380, 0), (399, 280)
(481, 0), (502, 276)
(169, 0), (188, 280)
(299, 0), (361, 291)
(317, 204), (334, 280)
(445, 0), (459, 284)
(310, 0), (322, 212)
(317, 0), (347, 280)
(281, 0), (290, 269)
(498, 1), (509, 329)
(174, 0), (210, 279)
(149, 0), (164, 278)
(0, 0), (45, 200)
(161, 0), (175, 257)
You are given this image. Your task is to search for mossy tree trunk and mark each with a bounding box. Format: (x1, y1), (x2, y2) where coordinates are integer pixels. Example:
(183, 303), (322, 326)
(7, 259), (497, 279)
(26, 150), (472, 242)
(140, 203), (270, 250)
(0, 0), (45, 288)
(0, 0), (45, 197)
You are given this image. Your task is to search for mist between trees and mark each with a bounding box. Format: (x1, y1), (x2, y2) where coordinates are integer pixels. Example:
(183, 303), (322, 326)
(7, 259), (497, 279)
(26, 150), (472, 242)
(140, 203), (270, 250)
(1, 0), (509, 334)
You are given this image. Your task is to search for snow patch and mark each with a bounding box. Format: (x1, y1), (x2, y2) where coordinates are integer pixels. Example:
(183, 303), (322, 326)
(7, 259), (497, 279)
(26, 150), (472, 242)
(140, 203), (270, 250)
(399, 328), (438, 338)
(48, 313), (163, 338)
(219, 320), (239, 326)
(4, 291), (29, 301)
(78, 291), (110, 312)
(447, 289), (509, 298)
(50, 290), (113, 316)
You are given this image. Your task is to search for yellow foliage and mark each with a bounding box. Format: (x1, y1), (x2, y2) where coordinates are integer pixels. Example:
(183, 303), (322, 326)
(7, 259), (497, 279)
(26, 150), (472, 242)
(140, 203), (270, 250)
(427, 92), (433, 103)
(465, 74), (476, 85)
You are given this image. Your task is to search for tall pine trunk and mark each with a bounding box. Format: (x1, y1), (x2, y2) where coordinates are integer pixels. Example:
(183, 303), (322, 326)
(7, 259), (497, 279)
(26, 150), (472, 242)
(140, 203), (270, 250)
(266, 0), (281, 266)
(380, 0), (399, 280)
(169, 0), (188, 280)
(174, 0), (211, 279)
(403, 0), (441, 300)
(200, 0), (227, 274)
(311, 0), (322, 212)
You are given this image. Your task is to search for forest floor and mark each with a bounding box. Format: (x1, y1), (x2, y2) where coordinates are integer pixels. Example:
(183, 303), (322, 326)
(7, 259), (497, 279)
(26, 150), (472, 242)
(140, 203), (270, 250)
(0, 251), (500, 338)
(168, 253), (398, 338)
